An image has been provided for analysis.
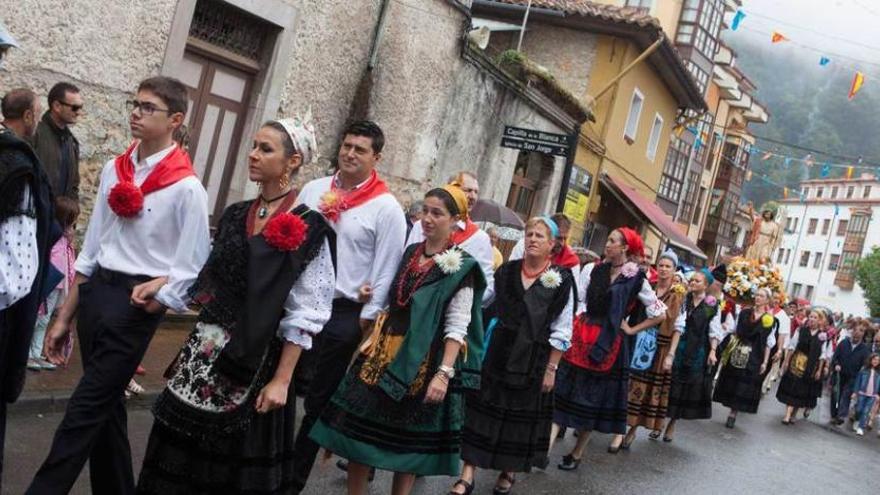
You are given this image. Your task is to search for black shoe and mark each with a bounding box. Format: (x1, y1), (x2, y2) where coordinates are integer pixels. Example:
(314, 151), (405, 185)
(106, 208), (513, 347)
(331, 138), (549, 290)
(607, 444), (620, 454)
(492, 472), (516, 495)
(725, 416), (736, 429)
(534, 457), (549, 470)
(557, 454), (581, 471)
(449, 478), (474, 495)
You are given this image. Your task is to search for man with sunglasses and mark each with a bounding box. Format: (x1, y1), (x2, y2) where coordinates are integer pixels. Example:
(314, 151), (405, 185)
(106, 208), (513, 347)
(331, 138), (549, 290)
(31, 82), (83, 201)
(27, 77), (211, 495)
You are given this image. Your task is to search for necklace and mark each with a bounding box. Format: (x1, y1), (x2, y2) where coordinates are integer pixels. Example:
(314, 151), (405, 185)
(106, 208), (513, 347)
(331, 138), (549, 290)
(257, 190), (291, 219)
(521, 259), (550, 279)
(395, 244), (435, 307)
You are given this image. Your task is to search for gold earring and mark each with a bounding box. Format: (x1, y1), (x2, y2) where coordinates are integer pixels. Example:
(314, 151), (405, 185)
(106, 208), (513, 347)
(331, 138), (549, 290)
(280, 170), (290, 189)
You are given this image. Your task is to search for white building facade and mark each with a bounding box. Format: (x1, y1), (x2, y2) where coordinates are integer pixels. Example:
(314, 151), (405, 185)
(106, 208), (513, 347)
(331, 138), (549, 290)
(777, 176), (880, 316)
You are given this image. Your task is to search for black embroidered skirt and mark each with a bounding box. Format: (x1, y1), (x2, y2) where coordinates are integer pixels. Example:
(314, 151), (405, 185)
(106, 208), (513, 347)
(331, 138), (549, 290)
(712, 365), (763, 414)
(776, 371), (820, 409)
(461, 388), (553, 472)
(553, 358), (629, 434)
(667, 366), (713, 420)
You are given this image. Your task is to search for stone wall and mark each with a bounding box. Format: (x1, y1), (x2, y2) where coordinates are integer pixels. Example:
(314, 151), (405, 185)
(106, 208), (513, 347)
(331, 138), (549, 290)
(1, 0), (178, 229)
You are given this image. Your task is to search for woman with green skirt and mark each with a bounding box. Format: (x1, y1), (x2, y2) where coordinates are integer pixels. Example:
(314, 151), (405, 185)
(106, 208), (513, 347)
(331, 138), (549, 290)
(309, 185), (485, 495)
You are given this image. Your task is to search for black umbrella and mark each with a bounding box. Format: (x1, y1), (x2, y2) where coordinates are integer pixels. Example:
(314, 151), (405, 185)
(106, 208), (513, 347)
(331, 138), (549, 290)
(470, 199), (525, 229)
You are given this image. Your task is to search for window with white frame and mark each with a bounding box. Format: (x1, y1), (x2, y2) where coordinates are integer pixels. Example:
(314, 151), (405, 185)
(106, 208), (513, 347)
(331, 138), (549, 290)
(624, 88), (644, 143)
(646, 114), (664, 161)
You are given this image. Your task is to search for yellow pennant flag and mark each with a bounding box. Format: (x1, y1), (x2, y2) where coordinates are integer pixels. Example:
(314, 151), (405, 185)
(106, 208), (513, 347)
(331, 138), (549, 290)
(847, 166), (855, 179)
(849, 71), (865, 100)
(771, 31), (789, 43)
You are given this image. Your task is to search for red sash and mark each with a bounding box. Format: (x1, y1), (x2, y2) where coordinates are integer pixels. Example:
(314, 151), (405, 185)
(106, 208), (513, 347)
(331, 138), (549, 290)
(108, 141), (195, 217)
(319, 170), (389, 222)
(450, 220), (479, 245)
(552, 244), (580, 269)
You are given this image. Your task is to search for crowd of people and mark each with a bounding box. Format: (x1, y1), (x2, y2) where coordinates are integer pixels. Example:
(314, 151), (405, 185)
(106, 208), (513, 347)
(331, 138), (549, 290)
(1, 64), (878, 495)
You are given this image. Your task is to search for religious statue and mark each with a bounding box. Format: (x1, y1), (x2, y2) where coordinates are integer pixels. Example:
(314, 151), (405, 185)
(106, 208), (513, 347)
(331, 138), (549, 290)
(745, 201), (783, 264)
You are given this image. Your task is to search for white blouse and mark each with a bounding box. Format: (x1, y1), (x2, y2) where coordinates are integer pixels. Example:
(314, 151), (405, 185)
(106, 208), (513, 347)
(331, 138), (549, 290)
(549, 288), (575, 351)
(576, 266), (667, 319)
(442, 286), (474, 344)
(673, 298), (724, 341)
(0, 187), (38, 310)
(276, 239), (336, 350)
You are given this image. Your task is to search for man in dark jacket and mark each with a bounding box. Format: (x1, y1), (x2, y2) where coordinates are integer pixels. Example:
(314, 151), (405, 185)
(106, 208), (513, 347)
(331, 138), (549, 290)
(0, 88), (55, 491)
(31, 82), (82, 201)
(831, 324), (870, 424)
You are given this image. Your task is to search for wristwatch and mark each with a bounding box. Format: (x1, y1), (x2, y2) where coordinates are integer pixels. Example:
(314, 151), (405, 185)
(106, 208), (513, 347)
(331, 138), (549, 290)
(437, 365), (456, 380)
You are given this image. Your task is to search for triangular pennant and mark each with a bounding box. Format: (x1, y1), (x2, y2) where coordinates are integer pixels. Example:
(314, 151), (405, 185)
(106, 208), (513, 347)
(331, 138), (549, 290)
(846, 166), (855, 179)
(732, 10), (746, 31)
(819, 57), (831, 66)
(849, 71), (865, 100)
(820, 163), (831, 177)
(771, 31), (789, 43)
(762, 151), (773, 161)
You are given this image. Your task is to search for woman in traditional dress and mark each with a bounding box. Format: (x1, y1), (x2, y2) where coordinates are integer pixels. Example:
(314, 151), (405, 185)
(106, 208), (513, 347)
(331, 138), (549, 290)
(309, 186), (485, 495)
(712, 287), (775, 428)
(662, 269), (723, 441)
(622, 250), (685, 447)
(551, 228), (667, 470)
(777, 309), (826, 424)
(137, 117), (336, 494)
(451, 217), (575, 495)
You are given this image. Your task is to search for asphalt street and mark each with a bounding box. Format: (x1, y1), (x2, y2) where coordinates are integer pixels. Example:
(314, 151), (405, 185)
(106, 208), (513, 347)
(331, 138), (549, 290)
(4, 392), (877, 494)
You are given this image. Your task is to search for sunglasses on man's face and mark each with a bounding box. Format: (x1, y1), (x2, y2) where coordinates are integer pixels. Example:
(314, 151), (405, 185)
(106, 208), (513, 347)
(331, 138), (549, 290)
(58, 101), (83, 112)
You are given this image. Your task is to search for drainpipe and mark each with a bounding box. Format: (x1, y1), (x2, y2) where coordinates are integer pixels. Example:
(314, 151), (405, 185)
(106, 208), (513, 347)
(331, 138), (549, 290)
(368, 0), (392, 70)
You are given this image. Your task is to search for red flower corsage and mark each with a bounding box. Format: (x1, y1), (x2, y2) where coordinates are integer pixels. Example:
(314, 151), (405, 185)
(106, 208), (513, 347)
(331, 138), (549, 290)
(108, 182), (144, 217)
(263, 212), (308, 251)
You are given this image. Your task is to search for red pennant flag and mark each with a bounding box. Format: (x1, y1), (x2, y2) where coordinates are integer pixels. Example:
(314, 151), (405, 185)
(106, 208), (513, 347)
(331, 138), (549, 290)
(849, 71), (865, 100)
(771, 31), (789, 43)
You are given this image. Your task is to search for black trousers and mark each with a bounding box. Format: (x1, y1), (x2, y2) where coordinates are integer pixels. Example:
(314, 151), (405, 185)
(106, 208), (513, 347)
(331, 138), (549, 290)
(27, 268), (163, 495)
(291, 298), (363, 494)
(0, 310), (8, 494)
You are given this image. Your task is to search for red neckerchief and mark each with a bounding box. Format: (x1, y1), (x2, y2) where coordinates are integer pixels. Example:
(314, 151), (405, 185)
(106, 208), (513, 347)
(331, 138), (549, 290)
(450, 219), (479, 245)
(552, 244), (580, 269)
(319, 170), (389, 222)
(108, 141), (195, 217)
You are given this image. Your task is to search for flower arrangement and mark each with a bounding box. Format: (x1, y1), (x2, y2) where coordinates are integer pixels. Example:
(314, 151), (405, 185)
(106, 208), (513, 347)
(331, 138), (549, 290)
(434, 247), (464, 274)
(671, 283), (687, 296)
(540, 268), (563, 289)
(318, 190), (346, 222)
(263, 212), (308, 251)
(722, 257), (785, 306)
(621, 261), (639, 279)
(108, 182), (144, 217)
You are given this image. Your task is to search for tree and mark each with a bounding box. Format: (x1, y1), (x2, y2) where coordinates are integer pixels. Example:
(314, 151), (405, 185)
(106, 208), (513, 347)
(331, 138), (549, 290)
(856, 247), (880, 317)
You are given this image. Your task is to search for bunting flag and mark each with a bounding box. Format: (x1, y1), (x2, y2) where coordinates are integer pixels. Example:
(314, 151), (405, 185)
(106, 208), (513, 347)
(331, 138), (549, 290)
(762, 151), (773, 160)
(846, 165), (855, 178)
(834, 204), (840, 216)
(849, 71), (865, 100)
(820, 163), (831, 177)
(745, 170), (753, 181)
(675, 125), (685, 137)
(732, 10), (746, 31)
(819, 57), (831, 66)
(771, 31), (789, 43)
(784, 157), (792, 167)
(783, 187), (789, 199)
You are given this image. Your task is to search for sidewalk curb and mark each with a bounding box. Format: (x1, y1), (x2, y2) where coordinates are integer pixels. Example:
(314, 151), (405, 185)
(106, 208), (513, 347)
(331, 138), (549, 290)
(9, 391), (160, 417)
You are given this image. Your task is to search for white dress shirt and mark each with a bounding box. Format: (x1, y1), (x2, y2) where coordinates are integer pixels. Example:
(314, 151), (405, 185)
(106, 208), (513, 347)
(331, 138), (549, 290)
(297, 175), (407, 321)
(406, 219), (495, 305)
(277, 239), (336, 349)
(75, 144), (211, 312)
(0, 186), (38, 310)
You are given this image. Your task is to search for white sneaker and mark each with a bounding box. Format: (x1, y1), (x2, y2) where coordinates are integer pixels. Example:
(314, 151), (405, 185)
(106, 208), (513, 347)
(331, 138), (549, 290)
(856, 427), (865, 436)
(38, 358), (57, 371)
(27, 359), (43, 371)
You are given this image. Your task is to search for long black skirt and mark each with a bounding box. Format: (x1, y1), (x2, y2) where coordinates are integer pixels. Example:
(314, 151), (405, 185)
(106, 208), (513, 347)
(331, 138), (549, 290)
(776, 371), (820, 409)
(136, 382), (298, 495)
(713, 365), (763, 414)
(554, 359), (629, 434)
(461, 389), (553, 472)
(667, 368), (713, 420)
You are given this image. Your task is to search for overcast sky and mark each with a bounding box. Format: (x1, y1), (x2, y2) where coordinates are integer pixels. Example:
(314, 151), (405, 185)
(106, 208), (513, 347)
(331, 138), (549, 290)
(733, 0), (880, 68)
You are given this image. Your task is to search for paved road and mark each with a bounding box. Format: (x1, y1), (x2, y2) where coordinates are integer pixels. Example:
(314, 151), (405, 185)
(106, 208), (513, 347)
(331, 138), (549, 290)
(4, 392), (878, 494)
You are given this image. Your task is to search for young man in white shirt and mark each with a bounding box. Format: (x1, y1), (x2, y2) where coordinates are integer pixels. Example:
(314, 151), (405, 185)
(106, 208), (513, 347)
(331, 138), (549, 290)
(28, 77), (211, 495)
(291, 120), (406, 494)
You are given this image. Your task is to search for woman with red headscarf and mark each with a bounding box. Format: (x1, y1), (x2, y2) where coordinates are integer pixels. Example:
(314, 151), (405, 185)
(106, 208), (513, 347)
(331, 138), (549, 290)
(550, 227), (667, 470)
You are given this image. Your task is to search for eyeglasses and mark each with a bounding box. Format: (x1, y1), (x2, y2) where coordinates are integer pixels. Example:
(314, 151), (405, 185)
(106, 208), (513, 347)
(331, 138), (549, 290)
(126, 99), (171, 116)
(57, 101), (83, 112)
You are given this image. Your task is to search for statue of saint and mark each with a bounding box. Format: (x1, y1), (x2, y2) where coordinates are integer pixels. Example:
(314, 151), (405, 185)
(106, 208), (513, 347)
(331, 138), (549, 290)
(745, 201), (783, 264)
